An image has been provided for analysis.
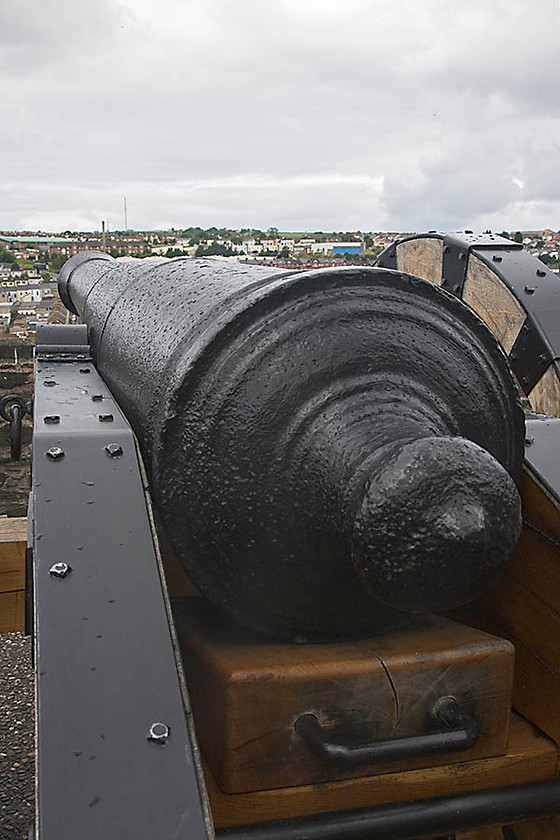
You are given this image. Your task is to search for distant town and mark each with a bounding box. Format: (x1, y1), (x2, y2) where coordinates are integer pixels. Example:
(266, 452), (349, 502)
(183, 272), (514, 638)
(0, 226), (559, 340)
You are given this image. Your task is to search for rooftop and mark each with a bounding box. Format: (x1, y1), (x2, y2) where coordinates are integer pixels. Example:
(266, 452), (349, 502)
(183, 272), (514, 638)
(0, 236), (73, 244)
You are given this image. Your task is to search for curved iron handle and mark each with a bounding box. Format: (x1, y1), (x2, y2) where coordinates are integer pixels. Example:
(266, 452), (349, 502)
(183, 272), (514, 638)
(0, 395), (28, 461)
(9, 403), (22, 460)
(295, 696), (479, 766)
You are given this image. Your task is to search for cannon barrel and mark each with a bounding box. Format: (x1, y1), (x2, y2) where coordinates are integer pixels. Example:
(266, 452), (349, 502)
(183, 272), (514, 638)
(58, 253), (524, 642)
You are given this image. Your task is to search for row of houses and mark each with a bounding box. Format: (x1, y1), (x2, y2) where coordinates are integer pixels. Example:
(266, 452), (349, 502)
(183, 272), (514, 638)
(0, 234), (150, 259)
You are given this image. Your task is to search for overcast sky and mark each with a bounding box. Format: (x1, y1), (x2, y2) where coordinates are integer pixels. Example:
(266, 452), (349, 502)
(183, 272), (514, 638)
(2, 0), (560, 233)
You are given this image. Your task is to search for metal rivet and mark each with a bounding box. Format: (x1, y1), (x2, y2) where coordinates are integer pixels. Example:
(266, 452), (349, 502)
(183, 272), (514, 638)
(492, 255), (503, 262)
(92, 395), (104, 402)
(510, 351), (517, 361)
(539, 354), (548, 364)
(46, 446), (65, 460)
(525, 437), (534, 447)
(457, 252), (465, 260)
(521, 375), (529, 384)
(44, 380), (56, 387)
(79, 368), (91, 374)
(99, 414), (114, 423)
(148, 722), (170, 744)
(44, 415), (60, 424)
(524, 286), (536, 295)
(49, 562), (72, 578)
(105, 443), (123, 458)
(443, 245), (450, 254)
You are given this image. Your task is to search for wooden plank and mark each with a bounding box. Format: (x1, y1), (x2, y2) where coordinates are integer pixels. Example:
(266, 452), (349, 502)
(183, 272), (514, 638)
(456, 830), (504, 840)
(462, 255), (526, 355)
(451, 602), (560, 748)
(0, 516), (26, 594)
(529, 363), (560, 418)
(176, 599), (514, 794)
(450, 470), (560, 745)
(0, 589), (24, 632)
(396, 237), (443, 286)
(513, 816), (560, 839)
(521, 468), (560, 542)
(205, 714), (558, 829)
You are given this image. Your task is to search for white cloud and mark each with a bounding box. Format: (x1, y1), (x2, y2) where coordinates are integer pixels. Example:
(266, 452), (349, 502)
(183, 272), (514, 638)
(1, 0), (559, 231)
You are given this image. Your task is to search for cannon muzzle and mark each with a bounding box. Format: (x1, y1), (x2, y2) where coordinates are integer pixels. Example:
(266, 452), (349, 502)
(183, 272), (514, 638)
(58, 252), (524, 641)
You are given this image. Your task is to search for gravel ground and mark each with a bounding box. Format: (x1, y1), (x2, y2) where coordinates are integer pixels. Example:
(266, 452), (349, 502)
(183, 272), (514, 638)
(0, 632), (34, 840)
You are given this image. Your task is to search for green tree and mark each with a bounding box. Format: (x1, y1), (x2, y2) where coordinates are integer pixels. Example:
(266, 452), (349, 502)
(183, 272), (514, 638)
(195, 242), (234, 257)
(514, 231), (523, 243)
(0, 247), (19, 268)
(538, 253), (558, 267)
(49, 253), (69, 272)
(165, 248), (189, 258)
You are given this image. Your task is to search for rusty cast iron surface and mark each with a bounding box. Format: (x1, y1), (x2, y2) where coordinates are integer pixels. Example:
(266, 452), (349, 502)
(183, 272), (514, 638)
(59, 255), (524, 641)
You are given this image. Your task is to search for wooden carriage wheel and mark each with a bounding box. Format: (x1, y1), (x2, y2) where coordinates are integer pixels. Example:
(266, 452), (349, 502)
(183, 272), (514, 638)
(376, 233), (560, 417)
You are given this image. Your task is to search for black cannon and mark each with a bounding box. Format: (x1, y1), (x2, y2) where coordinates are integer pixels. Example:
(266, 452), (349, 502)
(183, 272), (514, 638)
(58, 252), (524, 642)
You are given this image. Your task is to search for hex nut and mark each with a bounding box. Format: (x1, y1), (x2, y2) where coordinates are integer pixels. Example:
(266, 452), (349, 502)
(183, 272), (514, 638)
(105, 443), (123, 457)
(46, 446), (65, 460)
(49, 562), (72, 579)
(148, 722), (170, 744)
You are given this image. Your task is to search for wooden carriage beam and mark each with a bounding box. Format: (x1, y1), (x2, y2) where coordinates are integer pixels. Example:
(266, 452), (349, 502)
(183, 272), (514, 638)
(0, 516), (26, 632)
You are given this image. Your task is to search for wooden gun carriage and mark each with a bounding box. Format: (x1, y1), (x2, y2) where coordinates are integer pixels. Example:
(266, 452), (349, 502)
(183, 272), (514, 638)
(7, 232), (560, 839)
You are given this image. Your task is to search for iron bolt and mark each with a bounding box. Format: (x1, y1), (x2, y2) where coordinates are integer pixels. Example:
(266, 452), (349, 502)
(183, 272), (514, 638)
(44, 415), (60, 424)
(92, 395), (104, 402)
(537, 269), (546, 277)
(44, 380), (56, 387)
(148, 722), (170, 744)
(49, 562), (72, 578)
(525, 437), (534, 447)
(524, 286), (536, 295)
(492, 255), (502, 262)
(105, 443), (123, 458)
(46, 446), (65, 460)
(79, 368), (91, 374)
(99, 414), (114, 423)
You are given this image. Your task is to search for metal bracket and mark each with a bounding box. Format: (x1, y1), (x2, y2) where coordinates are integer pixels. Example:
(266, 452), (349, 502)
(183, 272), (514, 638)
(524, 414), (560, 504)
(35, 323), (91, 361)
(32, 325), (211, 840)
(440, 232), (518, 298)
(468, 247), (560, 395)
